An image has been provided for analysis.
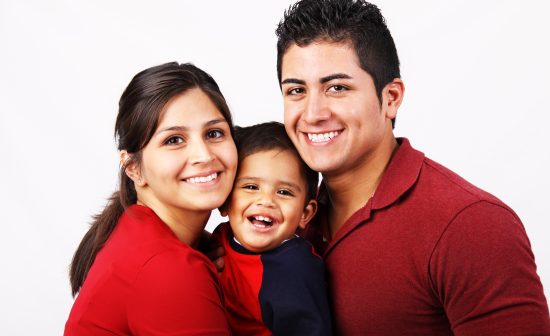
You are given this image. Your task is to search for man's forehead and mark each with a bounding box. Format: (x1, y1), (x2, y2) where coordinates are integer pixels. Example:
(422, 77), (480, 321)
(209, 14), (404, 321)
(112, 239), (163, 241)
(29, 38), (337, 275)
(281, 41), (362, 81)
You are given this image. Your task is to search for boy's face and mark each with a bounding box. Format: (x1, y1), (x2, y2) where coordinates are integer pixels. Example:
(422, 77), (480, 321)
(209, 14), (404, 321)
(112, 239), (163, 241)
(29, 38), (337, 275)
(281, 41), (401, 178)
(226, 149), (316, 253)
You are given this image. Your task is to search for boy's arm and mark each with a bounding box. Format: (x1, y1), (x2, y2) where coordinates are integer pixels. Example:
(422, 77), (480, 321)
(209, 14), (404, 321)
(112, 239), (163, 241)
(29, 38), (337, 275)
(259, 239), (332, 336)
(203, 224), (227, 272)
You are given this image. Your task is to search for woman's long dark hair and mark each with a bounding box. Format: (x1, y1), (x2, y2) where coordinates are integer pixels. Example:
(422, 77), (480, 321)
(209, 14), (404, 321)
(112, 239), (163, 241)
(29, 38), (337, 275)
(69, 62), (234, 296)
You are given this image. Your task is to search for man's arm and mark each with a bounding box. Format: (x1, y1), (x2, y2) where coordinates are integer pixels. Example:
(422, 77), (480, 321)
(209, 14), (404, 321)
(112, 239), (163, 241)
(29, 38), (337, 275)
(430, 201), (550, 335)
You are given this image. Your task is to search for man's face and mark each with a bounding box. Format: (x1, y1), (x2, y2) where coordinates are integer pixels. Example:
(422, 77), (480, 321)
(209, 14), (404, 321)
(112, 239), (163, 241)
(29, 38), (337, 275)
(281, 41), (398, 178)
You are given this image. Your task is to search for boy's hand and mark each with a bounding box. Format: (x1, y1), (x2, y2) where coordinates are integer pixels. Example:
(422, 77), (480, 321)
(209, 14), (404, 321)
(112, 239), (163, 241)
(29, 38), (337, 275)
(206, 246), (225, 272)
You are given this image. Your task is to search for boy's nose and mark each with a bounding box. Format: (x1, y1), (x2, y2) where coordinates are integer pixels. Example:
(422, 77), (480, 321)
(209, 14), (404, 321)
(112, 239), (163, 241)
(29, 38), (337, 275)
(255, 192), (276, 208)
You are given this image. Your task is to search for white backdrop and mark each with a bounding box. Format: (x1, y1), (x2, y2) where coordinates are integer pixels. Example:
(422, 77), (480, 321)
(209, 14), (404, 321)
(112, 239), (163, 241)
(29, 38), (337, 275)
(1, 1), (548, 334)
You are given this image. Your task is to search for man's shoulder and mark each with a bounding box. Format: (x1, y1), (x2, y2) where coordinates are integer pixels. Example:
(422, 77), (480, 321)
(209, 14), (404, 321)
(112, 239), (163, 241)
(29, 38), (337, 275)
(421, 155), (506, 207)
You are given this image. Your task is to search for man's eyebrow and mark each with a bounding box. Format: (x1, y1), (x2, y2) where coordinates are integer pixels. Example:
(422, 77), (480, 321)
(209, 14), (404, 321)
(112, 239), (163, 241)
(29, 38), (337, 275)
(280, 74), (352, 86)
(320, 73), (352, 84)
(281, 78), (306, 85)
(154, 119), (227, 136)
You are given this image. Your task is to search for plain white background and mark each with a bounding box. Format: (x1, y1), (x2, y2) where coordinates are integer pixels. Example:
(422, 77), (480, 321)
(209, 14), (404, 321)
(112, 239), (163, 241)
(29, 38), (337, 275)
(1, 1), (549, 334)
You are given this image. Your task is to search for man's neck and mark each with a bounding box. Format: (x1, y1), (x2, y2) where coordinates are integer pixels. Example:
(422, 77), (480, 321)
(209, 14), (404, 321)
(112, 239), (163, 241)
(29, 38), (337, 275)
(324, 137), (398, 237)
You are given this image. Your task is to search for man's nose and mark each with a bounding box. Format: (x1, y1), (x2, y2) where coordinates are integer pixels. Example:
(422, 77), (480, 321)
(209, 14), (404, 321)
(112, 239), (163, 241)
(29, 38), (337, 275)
(302, 93), (331, 124)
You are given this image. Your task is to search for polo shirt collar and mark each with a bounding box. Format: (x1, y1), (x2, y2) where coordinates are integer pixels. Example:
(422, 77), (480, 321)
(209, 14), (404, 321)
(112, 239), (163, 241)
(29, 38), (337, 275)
(317, 137), (425, 256)
(371, 137), (424, 210)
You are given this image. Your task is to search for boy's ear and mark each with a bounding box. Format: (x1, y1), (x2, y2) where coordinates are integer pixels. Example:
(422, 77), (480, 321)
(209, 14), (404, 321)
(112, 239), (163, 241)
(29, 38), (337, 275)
(120, 150), (146, 187)
(298, 199), (318, 230)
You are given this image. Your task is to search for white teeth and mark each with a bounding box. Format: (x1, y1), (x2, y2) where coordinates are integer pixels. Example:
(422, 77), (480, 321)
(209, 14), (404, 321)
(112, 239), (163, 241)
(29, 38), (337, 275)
(186, 173), (218, 184)
(253, 215), (272, 223)
(307, 131), (340, 143)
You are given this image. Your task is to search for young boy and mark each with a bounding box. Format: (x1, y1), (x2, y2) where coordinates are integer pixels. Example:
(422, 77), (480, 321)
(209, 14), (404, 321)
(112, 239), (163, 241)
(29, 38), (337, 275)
(211, 122), (332, 336)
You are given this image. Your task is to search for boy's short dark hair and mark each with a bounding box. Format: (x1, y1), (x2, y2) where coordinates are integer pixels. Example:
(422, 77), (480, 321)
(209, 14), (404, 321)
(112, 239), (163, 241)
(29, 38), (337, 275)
(276, 0), (400, 102)
(234, 122), (318, 202)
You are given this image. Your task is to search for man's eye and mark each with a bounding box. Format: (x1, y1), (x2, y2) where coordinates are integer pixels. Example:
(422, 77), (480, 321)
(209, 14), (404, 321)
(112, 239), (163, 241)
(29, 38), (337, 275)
(206, 129), (224, 139)
(287, 87), (305, 95)
(327, 85), (347, 93)
(165, 136), (184, 145)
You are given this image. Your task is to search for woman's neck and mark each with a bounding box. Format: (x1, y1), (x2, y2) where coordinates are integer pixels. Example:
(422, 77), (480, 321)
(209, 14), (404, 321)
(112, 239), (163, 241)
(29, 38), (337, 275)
(137, 198), (210, 248)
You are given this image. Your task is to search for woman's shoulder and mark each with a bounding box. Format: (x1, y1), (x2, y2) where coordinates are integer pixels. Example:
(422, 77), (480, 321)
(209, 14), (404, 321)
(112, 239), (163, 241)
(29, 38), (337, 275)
(111, 205), (217, 281)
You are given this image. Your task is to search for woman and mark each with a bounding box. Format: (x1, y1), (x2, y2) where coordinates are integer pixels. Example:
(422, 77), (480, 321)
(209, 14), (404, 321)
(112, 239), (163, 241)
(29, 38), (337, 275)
(65, 62), (237, 335)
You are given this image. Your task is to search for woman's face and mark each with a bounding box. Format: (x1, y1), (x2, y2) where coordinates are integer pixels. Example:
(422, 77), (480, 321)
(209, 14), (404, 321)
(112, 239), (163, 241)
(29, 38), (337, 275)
(135, 88), (237, 215)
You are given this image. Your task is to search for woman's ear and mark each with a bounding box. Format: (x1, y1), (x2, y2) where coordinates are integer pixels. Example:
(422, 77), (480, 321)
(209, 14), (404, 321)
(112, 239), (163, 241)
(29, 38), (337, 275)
(120, 150), (146, 187)
(298, 199), (318, 230)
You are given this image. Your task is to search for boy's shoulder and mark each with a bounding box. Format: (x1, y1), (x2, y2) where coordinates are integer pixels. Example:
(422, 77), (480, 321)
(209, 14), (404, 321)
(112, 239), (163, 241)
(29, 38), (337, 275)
(260, 236), (324, 276)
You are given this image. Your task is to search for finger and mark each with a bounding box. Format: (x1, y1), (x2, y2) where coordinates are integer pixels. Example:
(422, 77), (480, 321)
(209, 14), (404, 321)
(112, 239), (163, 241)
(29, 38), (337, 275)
(206, 246), (225, 261)
(213, 256), (225, 273)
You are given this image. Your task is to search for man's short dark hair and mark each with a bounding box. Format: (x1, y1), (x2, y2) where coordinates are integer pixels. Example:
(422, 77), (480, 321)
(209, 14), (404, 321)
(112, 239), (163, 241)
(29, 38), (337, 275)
(234, 122), (318, 202)
(276, 0), (400, 101)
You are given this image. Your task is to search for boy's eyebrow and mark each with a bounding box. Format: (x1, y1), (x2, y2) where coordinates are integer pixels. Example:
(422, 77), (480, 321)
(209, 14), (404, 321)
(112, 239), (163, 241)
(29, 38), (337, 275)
(281, 73), (352, 85)
(154, 119), (227, 136)
(238, 176), (303, 192)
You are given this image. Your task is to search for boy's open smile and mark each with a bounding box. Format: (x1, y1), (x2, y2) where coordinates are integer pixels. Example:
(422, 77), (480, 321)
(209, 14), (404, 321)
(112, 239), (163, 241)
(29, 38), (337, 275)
(227, 149), (315, 253)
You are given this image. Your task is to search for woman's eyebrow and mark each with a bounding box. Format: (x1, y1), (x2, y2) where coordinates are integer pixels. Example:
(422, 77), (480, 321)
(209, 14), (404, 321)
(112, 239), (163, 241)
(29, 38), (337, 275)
(154, 119), (228, 136)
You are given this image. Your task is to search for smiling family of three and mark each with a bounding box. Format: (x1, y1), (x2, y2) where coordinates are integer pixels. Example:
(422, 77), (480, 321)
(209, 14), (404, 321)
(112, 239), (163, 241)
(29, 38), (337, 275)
(64, 0), (550, 335)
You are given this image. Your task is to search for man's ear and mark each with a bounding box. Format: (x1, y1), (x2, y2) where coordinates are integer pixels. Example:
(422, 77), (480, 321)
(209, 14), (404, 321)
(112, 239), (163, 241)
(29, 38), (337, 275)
(298, 199), (318, 230)
(120, 150), (146, 187)
(382, 78), (404, 120)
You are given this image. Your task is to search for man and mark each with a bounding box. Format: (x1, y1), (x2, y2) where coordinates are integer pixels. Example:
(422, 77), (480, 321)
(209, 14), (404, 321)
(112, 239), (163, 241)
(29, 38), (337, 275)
(276, 0), (550, 334)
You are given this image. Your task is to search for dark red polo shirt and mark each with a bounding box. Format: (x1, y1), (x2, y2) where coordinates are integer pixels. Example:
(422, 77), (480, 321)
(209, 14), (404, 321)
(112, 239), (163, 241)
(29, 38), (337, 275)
(302, 138), (550, 335)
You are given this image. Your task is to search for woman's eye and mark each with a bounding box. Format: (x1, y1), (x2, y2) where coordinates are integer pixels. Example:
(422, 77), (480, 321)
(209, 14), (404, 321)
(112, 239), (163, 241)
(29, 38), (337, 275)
(277, 189), (294, 197)
(165, 136), (184, 145)
(206, 129), (224, 139)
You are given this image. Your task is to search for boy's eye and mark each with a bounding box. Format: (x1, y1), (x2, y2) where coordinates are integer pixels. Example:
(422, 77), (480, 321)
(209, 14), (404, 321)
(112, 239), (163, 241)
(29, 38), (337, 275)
(277, 189), (294, 197)
(165, 136), (184, 145)
(242, 184), (258, 190)
(206, 129), (224, 139)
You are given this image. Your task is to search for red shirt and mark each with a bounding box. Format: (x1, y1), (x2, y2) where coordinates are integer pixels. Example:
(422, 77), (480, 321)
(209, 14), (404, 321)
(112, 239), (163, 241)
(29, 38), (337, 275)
(65, 205), (230, 336)
(302, 138), (550, 335)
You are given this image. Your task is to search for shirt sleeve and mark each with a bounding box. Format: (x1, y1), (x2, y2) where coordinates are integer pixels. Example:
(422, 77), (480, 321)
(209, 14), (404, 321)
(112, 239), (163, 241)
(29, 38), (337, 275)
(259, 241), (333, 336)
(127, 246), (231, 336)
(430, 201), (550, 335)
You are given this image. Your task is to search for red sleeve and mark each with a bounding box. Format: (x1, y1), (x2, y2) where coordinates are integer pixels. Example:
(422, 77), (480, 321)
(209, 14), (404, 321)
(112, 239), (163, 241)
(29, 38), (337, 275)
(127, 246), (230, 336)
(430, 201), (550, 335)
